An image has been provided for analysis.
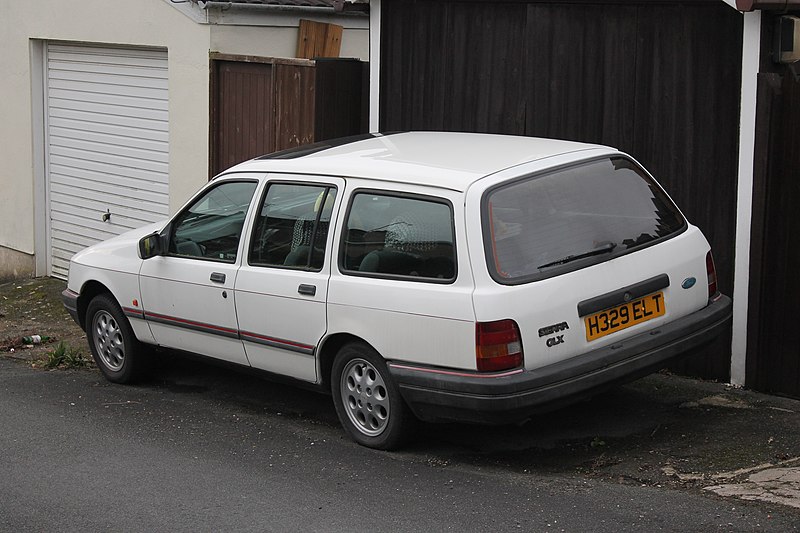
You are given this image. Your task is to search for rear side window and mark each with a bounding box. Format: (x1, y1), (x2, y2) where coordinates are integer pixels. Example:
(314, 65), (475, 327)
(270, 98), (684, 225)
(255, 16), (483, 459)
(484, 157), (685, 284)
(341, 192), (456, 282)
(249, 183), (337, 270)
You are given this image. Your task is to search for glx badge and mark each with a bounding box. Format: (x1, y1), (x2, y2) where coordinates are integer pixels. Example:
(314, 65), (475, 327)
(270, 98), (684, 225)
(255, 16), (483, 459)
(539, 321), (569, 348)
(546, 335), (564, 347)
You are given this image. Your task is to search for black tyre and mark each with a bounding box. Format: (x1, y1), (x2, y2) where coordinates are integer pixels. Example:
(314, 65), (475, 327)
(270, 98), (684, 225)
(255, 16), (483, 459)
(85, 293), (149, 384)
(331, 342), (416, 450)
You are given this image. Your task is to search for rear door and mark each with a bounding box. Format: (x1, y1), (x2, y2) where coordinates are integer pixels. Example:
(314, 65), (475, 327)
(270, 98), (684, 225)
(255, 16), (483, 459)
(467, 151), (712, 371)
(234, 175), (344, 382)
(326, 183), (476, 371)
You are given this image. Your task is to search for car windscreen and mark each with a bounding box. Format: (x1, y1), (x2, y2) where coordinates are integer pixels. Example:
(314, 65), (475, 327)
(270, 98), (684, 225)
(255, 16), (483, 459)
(483, 156), (686, 284)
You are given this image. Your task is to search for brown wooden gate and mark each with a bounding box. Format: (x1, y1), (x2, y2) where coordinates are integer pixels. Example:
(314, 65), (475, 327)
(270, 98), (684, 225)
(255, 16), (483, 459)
(380, 0), (742, 381)
(211, 55), (367, 177)
(747, 66), (800, 398)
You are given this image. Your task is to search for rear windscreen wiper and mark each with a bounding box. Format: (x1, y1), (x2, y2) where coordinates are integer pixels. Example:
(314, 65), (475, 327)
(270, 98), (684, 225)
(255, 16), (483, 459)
(538, 242), (617, 269)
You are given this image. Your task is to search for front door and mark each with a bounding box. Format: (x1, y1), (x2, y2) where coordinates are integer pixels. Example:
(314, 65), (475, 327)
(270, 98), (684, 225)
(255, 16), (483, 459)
(234, 175), (344, 381)
(139, 178), (259, 365)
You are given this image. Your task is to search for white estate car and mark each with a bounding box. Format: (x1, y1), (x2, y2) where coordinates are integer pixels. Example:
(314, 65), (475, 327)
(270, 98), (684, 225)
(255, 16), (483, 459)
(63, 132), (732, 449)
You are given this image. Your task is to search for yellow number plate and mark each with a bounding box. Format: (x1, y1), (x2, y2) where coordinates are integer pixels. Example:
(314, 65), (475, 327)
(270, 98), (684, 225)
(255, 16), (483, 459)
(584, 291), (666, 342)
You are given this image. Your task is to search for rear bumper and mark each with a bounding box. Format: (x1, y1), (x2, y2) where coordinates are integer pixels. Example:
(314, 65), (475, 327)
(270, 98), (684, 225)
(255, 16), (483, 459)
(388, 295), (732, 424)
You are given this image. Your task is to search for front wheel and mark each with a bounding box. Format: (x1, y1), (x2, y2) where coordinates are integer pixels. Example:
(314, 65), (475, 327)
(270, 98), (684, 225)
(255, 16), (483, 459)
(331, 342), (415, 450)
(85, 293), (149, 384)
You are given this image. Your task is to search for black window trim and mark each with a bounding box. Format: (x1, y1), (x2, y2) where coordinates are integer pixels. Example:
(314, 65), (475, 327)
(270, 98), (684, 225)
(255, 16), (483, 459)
(480, 155), (688, 286)
(254, 133), (393, 160)
(246, 179), (340, 272)
(165, 178), (260, 265)
(338, 188), (458, 285)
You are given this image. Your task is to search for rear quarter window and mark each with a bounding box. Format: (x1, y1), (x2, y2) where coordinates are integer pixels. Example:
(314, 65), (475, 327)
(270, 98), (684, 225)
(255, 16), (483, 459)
(341, 192), (456, 282)
(483, 157), (686, 284)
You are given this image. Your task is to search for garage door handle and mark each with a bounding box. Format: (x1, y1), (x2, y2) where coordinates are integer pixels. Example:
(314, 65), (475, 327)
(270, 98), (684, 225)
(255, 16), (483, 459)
(210, 272), (226, 284)
(298, 284), (316, 296)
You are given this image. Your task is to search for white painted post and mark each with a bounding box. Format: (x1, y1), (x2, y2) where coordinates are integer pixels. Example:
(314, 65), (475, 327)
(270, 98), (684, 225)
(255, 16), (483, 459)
(731, 11), (762, 385)
(368, 0), (381, 132)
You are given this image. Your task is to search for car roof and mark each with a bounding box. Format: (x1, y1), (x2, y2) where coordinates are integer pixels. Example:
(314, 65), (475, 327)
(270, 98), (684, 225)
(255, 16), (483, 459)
(225, 132), (612, 192)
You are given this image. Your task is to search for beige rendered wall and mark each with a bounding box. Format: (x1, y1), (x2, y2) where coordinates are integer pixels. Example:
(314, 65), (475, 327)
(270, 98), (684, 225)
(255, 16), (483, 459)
(0, 247), (34, 282)
(210, 20), (369, 60)
(0, 0), (211, 277)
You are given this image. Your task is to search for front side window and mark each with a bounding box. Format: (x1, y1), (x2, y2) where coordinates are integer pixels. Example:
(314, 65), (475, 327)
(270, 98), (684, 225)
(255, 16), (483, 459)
(249, 183), (337, 270)
(484, 157), (686, 283)
(341, 192), (456, 282)
(169, 181), (257, 263)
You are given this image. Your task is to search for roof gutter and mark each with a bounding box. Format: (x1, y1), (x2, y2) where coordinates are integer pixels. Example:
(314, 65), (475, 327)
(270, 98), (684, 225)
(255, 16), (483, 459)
(737, 0), (800, 11)
(198, 1), (367, 15)
(201, 2), (336, 13)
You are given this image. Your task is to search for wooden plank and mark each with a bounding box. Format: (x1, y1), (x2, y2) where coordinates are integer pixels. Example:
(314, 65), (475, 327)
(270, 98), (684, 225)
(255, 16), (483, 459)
(296, 19), (343, 59)
(274, 63), (315, 151)
(321, 24), (343, 58)
(210, 52), (315, 67)
(297, 19), (317, 59)
(210, 60), (274, 175)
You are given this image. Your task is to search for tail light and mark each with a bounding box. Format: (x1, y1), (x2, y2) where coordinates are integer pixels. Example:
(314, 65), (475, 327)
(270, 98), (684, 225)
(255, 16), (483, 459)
(706, 251), (719, 298)
(476, 319), (523, 372)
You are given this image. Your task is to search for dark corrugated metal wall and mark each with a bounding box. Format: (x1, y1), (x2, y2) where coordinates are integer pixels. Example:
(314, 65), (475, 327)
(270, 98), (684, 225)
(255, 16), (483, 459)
(380, 0), (742, 381)
(747, 66), (800, 399)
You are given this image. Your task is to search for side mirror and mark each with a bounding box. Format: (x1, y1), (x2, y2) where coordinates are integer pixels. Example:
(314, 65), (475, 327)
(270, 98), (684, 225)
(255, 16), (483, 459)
(138, 232), (165, 259)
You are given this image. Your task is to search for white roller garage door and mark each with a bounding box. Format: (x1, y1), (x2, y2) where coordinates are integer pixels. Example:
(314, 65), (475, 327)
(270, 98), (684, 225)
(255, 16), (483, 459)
(45, 43), (169, 279)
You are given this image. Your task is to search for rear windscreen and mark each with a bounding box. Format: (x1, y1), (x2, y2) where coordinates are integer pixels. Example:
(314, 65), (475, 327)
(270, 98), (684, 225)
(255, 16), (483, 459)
(483, 157), (686, 284)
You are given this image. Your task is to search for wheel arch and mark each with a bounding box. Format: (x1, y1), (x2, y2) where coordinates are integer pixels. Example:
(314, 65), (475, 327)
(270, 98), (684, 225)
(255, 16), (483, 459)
(317, 333), (377, 392)
(76, 280), (114, 330)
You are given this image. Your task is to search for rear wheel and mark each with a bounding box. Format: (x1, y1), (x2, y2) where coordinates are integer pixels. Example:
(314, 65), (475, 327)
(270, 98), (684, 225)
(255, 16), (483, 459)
(331, 342), (415, 450)
(86, 293), (149, 383)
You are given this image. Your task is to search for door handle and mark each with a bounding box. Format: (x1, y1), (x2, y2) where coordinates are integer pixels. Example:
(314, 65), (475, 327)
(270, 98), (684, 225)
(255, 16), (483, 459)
(298, 284), (316, 296)
(210, 272), (226, 283)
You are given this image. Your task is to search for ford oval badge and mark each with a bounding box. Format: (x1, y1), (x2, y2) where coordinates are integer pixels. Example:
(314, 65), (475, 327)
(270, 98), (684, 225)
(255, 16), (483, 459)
(681, 277), (697, 290)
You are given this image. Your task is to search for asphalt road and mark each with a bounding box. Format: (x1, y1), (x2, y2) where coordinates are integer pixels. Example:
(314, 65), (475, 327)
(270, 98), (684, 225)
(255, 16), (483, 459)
(1, 356), (797, 532)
